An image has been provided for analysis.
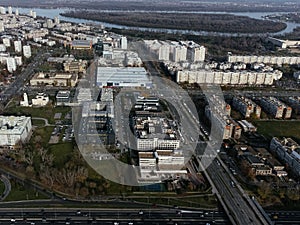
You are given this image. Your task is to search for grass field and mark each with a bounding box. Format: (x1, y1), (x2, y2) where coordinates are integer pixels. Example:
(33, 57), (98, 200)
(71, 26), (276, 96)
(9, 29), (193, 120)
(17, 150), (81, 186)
(49, 143), (74, 168)
(4, 183), (49, 202)
(4, 101), (71, 124)
(255, 120), (300, 141)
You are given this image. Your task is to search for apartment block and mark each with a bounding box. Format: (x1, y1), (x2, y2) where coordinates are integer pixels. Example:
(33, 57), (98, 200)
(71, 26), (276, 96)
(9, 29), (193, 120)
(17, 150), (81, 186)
(270, 137), (300, 177)
(232, 96), (261, 118)
(259, 97), (292, 119)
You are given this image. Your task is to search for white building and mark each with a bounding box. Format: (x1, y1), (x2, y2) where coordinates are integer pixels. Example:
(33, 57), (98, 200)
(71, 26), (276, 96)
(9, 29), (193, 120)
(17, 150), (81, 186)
(6, 57), (17, 73)
(32, 93), (50, 107)
(159, 45), (170, 61)
(191, 46), (206, 62)
(15, 9), (19, 16)
(0, 21), (4, 32)
(14, 56), (22, 66)
(173, 46), (187, 62)
(0, 7), (5, 14)
(7, 6), (12, 15)
(96, 67), (152, 88)
(23, 45), (32, 58)
(14, 40), (22, 53)
(2, 38), (11, 47)
(54, 16), (60, 24)
(120, 36), (127, 50)
(0, 44), (6, 52)
(0, 116), (32, 147)
(20, 93), (29, 107)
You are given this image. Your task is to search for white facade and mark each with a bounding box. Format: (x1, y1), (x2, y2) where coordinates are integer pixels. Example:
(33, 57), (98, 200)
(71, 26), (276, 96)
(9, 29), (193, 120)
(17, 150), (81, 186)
(0, 116), (32, 147)
(14, 56), (22, 66)
(173, 46), (187, 62)
(0, 21), (4, 32)
(6, 57), (17, 73)
(176, 69), (282, 86)
(159, 45), (170, 61)
(23, 45), (32, 58)
(20, 93), (29, 107)
(15, 9), (19, 16)
(0, 7), (5, 14)
(7, 6), (12, 15)
(2, 38), (11, 47)
(192, 46), (206, 62)
(0, 44), (6, 52)
(14, 40), (22, 53)
(120, 36), (127, 50)
(228, 54), (300, 65)
(32, 93), (49, 107)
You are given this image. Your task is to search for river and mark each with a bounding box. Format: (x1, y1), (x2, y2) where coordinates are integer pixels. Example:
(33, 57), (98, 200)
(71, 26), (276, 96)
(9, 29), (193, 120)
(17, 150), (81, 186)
(16, 7), (300, 36)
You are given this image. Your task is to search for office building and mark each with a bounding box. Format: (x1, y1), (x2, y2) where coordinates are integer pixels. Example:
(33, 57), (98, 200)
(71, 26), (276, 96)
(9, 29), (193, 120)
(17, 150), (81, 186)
(56, 91), (71, 106)
(159, 45), (170, 61)
(31, 93), (50, 107)
(0, 116), (32, 147)
(30, 72), (78, 87)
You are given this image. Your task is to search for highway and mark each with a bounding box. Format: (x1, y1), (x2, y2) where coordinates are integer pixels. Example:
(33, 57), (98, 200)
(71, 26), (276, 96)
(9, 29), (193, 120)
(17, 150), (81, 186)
(0, 208), (229, 225)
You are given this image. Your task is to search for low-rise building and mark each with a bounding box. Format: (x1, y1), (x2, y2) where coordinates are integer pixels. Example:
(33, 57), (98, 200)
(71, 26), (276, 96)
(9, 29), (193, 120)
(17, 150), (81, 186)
(30, 72), (78, 87)
(232, 96), (261, 118)
(56, 90), (71, 106)
(0, 116), (32, 147)
(259, 97), (292, 119)
(270, 137), (300, 177)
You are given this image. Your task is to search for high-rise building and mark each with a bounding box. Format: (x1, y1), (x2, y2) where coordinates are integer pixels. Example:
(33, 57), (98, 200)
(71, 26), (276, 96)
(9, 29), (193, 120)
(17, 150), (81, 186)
(46, 19), (54, 28)
(14, 40), (22, 53)
(173, 46), (187, 62)
(120, 36), (127, 49)
(54, 16), (60, 24)
(14, 56), (22, 66)
(23, 45), (31, 58)
(0, 21), (4, 32)
(6, 57), (17, 73)
(7, 6), (12, 15)
(159, 45), (170, 61)
(191, 46), (206, 62)
(2, 38), (11, 47)
(15, 9), (19, 16)
(29, 10), (33, 17)
(0, 7), (5, 14)
(32, 11), (37, 19)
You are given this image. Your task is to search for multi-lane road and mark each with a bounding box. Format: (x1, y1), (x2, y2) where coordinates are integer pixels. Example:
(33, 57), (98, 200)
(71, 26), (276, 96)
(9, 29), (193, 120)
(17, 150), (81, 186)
(140, 58), (272, 225)
(0, 208), (229, 225)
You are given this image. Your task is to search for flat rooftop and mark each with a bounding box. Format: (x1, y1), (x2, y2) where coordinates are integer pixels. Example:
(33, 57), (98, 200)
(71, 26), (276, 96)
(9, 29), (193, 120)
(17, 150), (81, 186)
(96, 67), (151, 86)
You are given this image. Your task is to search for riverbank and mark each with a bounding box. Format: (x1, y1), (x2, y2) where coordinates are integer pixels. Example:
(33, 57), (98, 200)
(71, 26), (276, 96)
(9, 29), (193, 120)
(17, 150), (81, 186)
(61, 11), (287, 34)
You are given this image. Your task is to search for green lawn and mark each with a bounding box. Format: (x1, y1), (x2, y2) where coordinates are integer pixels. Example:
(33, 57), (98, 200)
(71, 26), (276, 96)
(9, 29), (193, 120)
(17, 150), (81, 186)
(4, 183), (49, 201)
(255, 121), (300, 141)
(32, 119), (46, 127)
(4, 101), (71, 124)
(49, 143), (74, 168)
